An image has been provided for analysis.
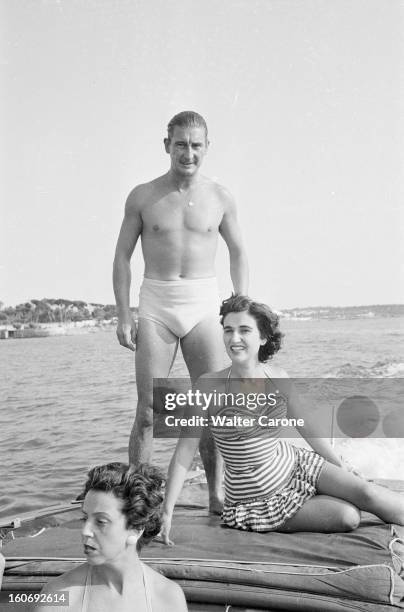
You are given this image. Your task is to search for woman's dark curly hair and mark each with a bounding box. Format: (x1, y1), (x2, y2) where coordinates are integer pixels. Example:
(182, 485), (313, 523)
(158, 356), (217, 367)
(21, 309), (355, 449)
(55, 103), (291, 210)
(220, 295), (283, 362)
(82, 463), (165, 551)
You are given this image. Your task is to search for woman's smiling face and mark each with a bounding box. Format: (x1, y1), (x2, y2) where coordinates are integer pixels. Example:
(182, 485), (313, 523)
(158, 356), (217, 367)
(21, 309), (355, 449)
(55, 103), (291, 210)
(81, 490), (136, 565)
(222, 311), (266, 364)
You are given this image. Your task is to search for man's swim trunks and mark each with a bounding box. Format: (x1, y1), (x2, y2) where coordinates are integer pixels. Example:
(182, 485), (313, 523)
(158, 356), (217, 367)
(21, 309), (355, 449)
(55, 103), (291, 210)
(138, 277), (221, 338)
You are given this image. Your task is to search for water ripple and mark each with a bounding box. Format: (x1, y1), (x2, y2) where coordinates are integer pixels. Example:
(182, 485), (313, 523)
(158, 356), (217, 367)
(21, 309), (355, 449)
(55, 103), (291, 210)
(1, 320), (403, 518)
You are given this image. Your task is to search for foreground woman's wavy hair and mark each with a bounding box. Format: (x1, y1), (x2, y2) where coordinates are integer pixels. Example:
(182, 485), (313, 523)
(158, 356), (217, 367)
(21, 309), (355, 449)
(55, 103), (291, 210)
(82, 462), (165, 550)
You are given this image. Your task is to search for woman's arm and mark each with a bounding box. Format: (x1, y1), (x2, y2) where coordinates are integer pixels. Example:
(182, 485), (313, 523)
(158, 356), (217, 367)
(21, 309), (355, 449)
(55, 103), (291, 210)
(299, 435), (343, 466)
(160, 375), (218, 544)
(160, 435), (200, 544)
(284, 380), (343, 467)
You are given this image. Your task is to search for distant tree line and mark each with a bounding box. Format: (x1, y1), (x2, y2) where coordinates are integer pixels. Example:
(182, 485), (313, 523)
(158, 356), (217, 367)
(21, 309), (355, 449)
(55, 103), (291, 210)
(281, 304), (404, 319)
(0, 299), (401, 327)
(0, 299), (137, 326)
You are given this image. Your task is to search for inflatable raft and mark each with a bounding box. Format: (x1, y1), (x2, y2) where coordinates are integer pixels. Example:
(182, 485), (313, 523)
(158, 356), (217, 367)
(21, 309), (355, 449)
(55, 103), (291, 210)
(2, 480), (404, 611)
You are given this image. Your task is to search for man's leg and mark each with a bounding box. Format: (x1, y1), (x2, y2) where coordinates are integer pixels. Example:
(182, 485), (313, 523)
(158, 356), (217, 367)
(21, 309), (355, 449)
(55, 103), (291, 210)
(129, 318), (178, 465)
(180, 315), (225, 514)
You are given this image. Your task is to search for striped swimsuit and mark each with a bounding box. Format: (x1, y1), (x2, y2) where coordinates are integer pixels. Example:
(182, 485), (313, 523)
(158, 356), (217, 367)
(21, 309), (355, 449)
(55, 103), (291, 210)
(210, 369), (325, 532)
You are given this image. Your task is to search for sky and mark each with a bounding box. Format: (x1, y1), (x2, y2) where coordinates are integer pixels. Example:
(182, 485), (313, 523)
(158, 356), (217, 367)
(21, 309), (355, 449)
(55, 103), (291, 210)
(1, 0), (403, 309)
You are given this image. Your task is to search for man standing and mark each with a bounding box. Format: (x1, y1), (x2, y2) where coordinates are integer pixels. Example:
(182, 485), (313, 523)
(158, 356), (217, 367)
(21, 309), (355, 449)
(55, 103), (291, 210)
(113, 111), (248, 512)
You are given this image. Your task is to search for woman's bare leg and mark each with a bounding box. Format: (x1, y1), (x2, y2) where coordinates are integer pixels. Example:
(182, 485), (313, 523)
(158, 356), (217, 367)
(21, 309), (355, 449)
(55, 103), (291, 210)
(317, 462), (404, 525)
(279, 461), (404, 533)
(279, 494), (361, 532)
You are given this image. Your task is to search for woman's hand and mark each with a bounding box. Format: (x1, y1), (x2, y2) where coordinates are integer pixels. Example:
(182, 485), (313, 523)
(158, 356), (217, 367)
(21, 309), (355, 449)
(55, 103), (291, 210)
(159, 511), (174, 546)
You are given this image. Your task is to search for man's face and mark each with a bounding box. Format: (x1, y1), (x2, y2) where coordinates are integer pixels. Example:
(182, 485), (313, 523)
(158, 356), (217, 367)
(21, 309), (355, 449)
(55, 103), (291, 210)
(165, 125), (208, 176)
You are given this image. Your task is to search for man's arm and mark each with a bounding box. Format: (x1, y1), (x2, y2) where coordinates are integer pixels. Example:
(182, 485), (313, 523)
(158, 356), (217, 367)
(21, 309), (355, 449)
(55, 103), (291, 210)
(219, 191), (249, 295)
(113, 188), (143, 351)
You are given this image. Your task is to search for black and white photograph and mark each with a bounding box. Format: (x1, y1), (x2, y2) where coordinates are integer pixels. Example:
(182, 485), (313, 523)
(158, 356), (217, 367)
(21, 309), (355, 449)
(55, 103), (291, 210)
(1, 1), (404, 610)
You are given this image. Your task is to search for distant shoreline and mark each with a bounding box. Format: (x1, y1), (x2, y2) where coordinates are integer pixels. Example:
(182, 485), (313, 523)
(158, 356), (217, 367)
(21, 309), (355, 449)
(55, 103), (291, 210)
(278, 304), (404, 320)
(1, 301), (403, 340)
(0, 320), (116, 339)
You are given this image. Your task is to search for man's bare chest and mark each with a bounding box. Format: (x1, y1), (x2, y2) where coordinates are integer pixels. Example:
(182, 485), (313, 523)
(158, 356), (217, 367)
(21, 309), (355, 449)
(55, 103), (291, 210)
(142, 196), (223, 234)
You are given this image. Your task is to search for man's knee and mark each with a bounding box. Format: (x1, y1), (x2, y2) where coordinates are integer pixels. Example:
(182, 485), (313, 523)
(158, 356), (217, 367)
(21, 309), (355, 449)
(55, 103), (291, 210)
(135, 402), (154, 430)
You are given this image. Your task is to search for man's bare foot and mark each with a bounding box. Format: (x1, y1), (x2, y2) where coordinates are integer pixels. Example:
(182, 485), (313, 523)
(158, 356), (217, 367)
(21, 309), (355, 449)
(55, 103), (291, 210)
(209, 498), (224, 515)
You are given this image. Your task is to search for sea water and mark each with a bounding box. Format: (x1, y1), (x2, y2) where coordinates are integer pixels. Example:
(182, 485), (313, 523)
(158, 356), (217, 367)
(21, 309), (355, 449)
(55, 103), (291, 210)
(1, 315), (403, 520)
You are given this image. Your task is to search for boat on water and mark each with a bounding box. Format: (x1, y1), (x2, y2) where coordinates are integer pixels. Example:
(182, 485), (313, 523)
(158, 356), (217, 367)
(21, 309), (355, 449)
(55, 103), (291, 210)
(2, 478), (404, 611)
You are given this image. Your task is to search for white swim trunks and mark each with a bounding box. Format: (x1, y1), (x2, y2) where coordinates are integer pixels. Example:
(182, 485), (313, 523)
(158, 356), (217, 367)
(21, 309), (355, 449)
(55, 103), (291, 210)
(138, 277), (221, 338)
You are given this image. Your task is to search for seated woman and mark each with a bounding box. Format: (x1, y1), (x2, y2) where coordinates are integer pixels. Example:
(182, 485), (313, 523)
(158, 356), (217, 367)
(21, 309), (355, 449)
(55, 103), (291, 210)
(161, 295), (404, 542)
(35, 463), (187, 612)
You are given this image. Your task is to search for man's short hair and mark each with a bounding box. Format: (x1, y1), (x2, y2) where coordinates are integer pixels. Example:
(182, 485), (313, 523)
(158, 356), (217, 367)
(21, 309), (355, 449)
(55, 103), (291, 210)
(167, 111), (208, 140)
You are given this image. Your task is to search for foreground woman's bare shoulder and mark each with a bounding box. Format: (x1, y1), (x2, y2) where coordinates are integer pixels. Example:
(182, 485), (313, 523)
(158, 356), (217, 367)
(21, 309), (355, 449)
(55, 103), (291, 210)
(33, 564), (88, 612)
(146, 565), (187, 611)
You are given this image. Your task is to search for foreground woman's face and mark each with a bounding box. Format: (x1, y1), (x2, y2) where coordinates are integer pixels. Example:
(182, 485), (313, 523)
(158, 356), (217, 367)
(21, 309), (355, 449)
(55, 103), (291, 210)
(81, 490), (133, 565)
(222, 311), (265, 364)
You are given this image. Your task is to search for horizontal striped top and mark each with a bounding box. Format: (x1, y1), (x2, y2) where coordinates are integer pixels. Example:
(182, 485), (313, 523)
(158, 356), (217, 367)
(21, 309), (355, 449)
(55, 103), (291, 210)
(209, 370), (296, 504)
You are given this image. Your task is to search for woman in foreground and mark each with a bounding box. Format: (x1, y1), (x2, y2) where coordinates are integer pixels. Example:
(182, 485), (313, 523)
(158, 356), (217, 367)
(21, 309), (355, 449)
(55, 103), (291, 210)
(35, 463), (187, 612)
(161, 295), (404, 543)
